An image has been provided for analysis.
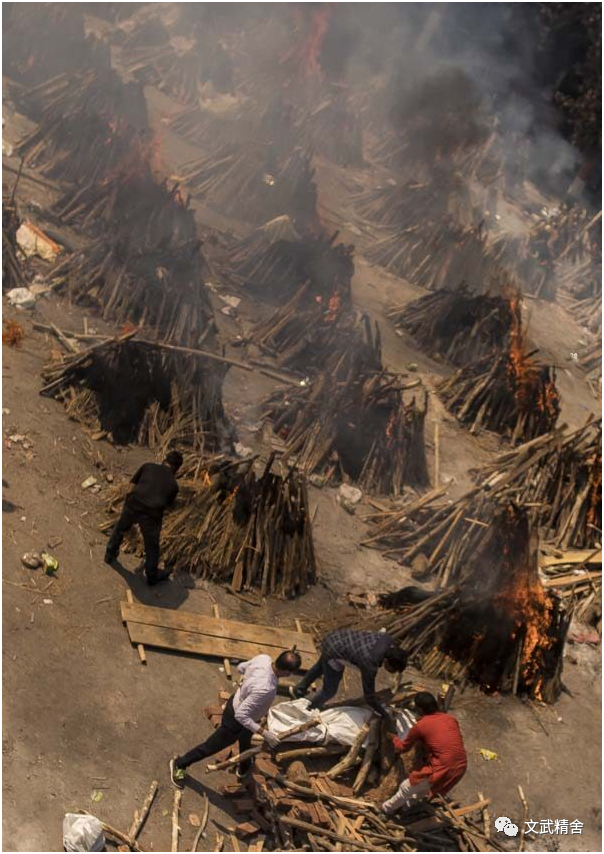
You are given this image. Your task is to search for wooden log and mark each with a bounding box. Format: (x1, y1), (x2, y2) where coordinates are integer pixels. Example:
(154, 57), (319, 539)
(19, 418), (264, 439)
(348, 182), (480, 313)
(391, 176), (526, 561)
(128, 779), (158, 840)
(206, 718), (322, 771)
(353, 719), (380, 794)
(327, 721), (371, 779)
(517, 785), (528, 852)
(171, 789), (182, 852)
(278, 816), (381, 851)
(191, 793), (209, 852)
(76, 810), (144, 852)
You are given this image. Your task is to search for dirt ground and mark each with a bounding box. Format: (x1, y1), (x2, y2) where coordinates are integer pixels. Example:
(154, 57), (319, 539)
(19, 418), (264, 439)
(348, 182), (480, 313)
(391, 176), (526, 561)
(3, 14), (602, 853)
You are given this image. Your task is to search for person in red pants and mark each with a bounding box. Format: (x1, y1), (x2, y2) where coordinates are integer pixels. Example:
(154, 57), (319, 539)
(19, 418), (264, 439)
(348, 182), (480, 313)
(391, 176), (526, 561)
(382, 691), (467, 814)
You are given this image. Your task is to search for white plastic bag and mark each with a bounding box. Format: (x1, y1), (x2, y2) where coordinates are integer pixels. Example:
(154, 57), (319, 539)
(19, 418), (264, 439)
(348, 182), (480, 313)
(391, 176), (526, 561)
(6, 287), (36, 309)
(63, 813), (105, 852)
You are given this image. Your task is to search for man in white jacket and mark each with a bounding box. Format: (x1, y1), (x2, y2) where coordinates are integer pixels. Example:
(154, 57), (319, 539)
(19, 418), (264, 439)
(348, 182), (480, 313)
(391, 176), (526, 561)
(170, 649), (302, 788)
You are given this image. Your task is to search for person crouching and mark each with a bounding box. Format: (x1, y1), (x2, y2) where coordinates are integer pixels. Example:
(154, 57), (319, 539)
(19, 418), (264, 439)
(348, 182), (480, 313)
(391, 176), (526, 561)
(382, 691), (467, 815)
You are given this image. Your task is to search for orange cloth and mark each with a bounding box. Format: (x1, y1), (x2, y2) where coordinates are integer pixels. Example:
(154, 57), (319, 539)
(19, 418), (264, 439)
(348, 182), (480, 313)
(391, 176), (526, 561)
(393, 712), (467, 796)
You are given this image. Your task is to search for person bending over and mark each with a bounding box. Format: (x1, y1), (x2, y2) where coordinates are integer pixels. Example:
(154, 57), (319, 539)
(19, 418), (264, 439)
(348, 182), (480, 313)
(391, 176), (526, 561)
(104, 450), (183, 585)
(382, 691), (467, 815)
(170, 649), (302, 789)
(290, 628), (408, 719)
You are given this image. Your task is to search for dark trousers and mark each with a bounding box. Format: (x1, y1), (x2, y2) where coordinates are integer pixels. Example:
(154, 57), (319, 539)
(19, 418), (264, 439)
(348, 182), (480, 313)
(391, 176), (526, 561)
(106, 496), (162, 580)
(295, 655), (343, 709)
(175, 697), (253, 773)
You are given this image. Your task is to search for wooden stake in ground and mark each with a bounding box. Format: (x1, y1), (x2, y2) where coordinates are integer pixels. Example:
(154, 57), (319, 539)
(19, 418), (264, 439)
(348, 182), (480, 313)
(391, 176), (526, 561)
(433, 421), (440, 488)
(171, 789), (182, 852)
(517, 784), (528, 851)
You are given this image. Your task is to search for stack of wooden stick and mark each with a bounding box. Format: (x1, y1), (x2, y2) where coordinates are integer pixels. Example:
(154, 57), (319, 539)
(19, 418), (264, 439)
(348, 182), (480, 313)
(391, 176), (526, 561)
(2, 191), (26, 292)
(40, 336), (234, 452)
(105, 452), (317, 598)
(262, 324), (429, 495)
(389, 288), (521, 367)
(364, 420), (602, 582)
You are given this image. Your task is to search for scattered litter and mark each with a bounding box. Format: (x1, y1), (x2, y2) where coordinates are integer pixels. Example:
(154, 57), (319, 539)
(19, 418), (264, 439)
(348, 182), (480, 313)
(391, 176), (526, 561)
(47, 536), (63, 549)
(478, 747), (498, 761)
(2, 408), (10, 415)
(162, 809), (169, 817)
(188, 814), (201, 827)
(9, 434), (33, 449)
(6, 287), (36, 310)
(406, 362), (419, 372)
(21, 552), (43, 570)
(81, 476), (98, 490)
(41, 552), (59, 574)
(90, 790), (104, 803)
(2, 319), (25, 347)
(43, 599), (53, 605)
(220, 305), (236, 317)
(234, 442), (253, 458)
(309, 473), (325, 488)
(63, 813), (105, 852)
(338, 484), (363, 515)
(219, 294), (241, 310)
(16, 220), (62, 260)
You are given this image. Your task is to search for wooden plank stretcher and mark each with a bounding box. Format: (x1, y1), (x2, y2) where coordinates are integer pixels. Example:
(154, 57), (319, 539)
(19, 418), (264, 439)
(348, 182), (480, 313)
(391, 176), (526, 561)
(120, 600), (317, 669)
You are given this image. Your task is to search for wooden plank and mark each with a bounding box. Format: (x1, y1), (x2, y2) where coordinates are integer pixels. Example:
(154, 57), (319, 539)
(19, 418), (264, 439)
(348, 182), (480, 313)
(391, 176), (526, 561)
(125, 591), (146, 665)
(213, 604), (232, 680)
(121, 602), (316, 654)
(540, 549), (601, 568)
(124, 622), (317, 670)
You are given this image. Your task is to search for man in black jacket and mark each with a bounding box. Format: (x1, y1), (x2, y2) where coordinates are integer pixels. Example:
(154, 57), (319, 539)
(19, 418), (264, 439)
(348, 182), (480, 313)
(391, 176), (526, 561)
(104, 450), (183, 585)
(290, 628), (408, 718)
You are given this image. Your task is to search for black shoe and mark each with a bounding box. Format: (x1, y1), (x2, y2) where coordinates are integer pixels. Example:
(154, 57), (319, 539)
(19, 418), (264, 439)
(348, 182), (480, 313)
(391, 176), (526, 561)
(147, 568), (173, 586)
(169, 758), (186, 790)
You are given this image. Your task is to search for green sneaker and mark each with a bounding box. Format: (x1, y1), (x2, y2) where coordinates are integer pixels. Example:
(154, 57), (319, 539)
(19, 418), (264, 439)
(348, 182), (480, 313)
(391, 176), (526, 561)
(169, 758), (186, 790)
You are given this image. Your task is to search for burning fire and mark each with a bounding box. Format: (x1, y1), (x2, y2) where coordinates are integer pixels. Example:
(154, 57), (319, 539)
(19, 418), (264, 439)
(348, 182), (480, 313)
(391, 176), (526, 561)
(281, 4), (333, 81)
(495, 507), (554, 700)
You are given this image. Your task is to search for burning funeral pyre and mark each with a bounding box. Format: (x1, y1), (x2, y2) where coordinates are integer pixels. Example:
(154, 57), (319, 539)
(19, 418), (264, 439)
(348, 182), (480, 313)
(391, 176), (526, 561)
(363, 420), (602, 582)
(369, 506), (569, 704)
(15, 69), (149, 188)
(103, 452), (316, 599)
(52, 235), (213, 349)
(180, 144), (319, 231)
(2, 189), (26, 292)
(364, 219), (509, 294)
(3, 3), (111, 86)
(389, 288), (522, 367)
(229, 216), (354, 303)
(40, 335), (234, 453)
(298, 90), (364, 167)
(53, 160), (196, 247)
(262, 323), (429, 495)
(436, 296), (560, 443)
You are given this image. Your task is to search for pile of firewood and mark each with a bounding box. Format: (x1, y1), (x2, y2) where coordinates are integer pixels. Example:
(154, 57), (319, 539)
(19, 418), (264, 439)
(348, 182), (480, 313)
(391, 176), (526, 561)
(53, 163), (196, 248)
(365, 219), (509, 294)
(437, 346), (560, 443)
(228, 750), (503, 852)
(230, 218), (354, 302)
(40, 335), (234, 452)
(364, 421), (602, 577)
(368, 506), (569, 703)
(104, 452), (316, 598)
(263, 325), (429, 495)
(15, 69), (148, 187)
(298, 94), (364, 167)
(252, 282), (354, 375)
(4, 4), (111, 86)
(180, 145), (319, 230)
(170, 98), (262, 150)
(389, 288), (521, 367)
(353, 172), (478, 231)
(2, 190), (26, 292)
(52, 237), (213, 348)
